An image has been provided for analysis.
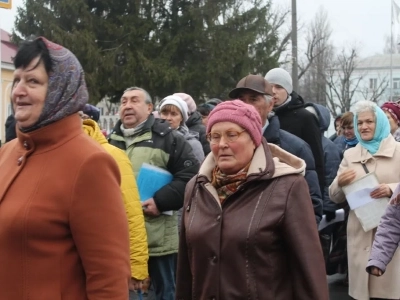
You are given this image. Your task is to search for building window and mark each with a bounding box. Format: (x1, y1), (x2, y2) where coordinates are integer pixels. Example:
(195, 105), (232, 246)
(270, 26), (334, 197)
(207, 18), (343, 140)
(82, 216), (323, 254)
(393, 78), (400, 89)
(369, 78), (377, 90)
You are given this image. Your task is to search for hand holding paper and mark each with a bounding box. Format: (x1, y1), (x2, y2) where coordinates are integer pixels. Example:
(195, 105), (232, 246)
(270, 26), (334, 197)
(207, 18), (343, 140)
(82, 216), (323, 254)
(141, 198), (160, 217)
(137, 163), (174, 216)
(370, 184), (392, 199)
(342, 172), (389, 232)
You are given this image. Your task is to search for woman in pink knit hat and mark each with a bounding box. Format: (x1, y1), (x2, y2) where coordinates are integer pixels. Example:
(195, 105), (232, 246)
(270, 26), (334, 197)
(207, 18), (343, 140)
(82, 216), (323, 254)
(176, 100), (329, 300)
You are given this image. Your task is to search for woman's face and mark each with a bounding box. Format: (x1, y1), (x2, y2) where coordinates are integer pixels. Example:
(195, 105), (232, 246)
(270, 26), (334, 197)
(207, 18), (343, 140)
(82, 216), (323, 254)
(201, 114), (209, 126)
(384, 111), (399, 134)
(12, 57), (49, 129)
(341, 123), (355, 140)
(160, 105), (183, 129)
(357, 111), (376, 141)
(209, 122), (255, 175)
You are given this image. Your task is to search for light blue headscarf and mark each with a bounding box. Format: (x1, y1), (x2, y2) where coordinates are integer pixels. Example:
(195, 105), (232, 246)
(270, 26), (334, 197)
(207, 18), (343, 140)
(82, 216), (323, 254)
(354, 104), (390, 155)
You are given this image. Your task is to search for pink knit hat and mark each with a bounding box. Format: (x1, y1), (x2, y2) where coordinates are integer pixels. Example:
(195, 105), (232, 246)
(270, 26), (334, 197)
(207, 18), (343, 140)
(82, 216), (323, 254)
(206, 100), (262, 146)
(173, 93), (197, 113)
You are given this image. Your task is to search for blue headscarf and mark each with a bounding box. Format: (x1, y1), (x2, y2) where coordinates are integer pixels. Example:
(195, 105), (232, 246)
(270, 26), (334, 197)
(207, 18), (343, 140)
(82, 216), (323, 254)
(354, 104), (390, 155)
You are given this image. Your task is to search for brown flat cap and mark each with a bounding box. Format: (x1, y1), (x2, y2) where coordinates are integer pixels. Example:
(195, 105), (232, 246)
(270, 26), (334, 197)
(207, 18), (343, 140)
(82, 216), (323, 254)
(229, 74), (273, 99)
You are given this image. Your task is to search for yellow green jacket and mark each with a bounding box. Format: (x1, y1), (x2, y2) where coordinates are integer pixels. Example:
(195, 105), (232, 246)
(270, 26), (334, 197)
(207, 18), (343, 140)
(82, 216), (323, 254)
(83, 119), (148, 280)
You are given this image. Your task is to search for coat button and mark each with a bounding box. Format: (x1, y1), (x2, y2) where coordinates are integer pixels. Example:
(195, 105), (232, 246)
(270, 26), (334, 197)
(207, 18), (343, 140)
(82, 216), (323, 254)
(23, 141), (30, 150)
(216, 215), (221, 221)
(17, 156), (23, 166)
(210, 255), (217, 264)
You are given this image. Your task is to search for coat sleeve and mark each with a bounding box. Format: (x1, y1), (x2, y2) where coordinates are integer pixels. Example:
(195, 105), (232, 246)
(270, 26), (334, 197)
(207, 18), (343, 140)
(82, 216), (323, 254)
(297, 141), (323, 223)
(367, 202), (400, 274)
(322, 140), (341, 212)
(175, 179), (196, 299)
(302, 114), (325, 194)
(154, 133), (200, 212)
(282, 176), (329, 300)
(199, 127), (211, 156)
(111, 147), (149, 280)
(329, 152), (349, 204)
(70, 151), (130, 299)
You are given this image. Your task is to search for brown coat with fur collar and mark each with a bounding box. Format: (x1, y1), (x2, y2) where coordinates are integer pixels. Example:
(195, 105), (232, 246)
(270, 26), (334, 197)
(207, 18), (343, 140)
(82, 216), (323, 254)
(176, 139), (328, 300)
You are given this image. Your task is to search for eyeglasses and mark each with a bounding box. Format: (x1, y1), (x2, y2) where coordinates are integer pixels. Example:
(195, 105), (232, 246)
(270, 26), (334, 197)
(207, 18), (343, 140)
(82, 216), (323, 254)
(206, 130), (247, 144)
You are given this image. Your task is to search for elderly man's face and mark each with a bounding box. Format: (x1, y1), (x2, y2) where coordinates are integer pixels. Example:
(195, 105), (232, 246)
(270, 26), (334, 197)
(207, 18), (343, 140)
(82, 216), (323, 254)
(237, 90), (273, 127)
(119, 89), (153, 129)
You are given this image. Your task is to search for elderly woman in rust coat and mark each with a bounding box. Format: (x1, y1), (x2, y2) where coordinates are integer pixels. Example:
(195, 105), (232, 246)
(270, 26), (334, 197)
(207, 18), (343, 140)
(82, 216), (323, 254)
(0, 37), (130, 299)
(176, 100), (328, 300)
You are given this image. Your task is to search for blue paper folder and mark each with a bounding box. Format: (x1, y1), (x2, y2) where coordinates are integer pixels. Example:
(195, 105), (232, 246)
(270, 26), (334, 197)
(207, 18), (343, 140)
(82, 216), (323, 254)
(137, 163), (173, 201)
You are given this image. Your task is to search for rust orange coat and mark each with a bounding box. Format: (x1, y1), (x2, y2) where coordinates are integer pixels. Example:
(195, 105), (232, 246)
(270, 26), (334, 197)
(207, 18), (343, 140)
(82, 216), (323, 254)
(0, 114), (130, 300)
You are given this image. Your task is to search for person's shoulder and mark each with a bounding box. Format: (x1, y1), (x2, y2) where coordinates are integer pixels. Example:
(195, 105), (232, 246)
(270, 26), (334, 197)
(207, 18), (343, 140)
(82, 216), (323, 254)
(102, 142), (129, 162)
(151, 119), (173, 137)
(279, 129), (311, 152)
(67, 132), (110, 162)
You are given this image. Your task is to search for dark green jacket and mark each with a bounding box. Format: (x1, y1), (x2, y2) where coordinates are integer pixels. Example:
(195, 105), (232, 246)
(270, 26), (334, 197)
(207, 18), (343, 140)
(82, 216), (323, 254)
(109, 115), (199, 256)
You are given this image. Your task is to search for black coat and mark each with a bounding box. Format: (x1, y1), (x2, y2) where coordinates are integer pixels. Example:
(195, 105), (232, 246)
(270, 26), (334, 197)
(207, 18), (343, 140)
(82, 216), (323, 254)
(264, 115), (323, 223)
(186, 111), (210, 155)
(5, 114), (17, 143)
(274, 92), (325, 194)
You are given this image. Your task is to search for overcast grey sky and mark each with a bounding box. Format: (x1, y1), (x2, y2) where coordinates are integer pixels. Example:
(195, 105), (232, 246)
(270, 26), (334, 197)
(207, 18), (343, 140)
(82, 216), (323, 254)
(0, 0), (393, 58)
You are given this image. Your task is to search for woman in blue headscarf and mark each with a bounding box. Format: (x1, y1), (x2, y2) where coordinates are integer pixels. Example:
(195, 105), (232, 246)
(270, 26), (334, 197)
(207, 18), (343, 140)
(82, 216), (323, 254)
(329, 100), (400, 300)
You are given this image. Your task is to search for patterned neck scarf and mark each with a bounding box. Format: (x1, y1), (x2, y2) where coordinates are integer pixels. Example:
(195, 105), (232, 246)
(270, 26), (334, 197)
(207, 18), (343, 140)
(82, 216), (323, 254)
(20, 37), (88, 132)
(211, 163), (250, 204)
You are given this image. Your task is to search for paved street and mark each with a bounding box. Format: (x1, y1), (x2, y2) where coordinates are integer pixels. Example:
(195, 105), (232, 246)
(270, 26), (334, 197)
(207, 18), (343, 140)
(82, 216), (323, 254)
(328, 274), (352, 300)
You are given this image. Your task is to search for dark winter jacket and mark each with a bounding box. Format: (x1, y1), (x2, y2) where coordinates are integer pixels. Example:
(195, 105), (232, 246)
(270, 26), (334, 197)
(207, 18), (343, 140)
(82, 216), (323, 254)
(264, 115), (323, 223)
(186, 111), (210, 155)
(5, 114), (16, 143)
(108, 115), (200, 256)
(176, 140), (329, 300)
(274, 92), (325, 194)
(305, 103), (341, 213)
(333, 135), (358, 159)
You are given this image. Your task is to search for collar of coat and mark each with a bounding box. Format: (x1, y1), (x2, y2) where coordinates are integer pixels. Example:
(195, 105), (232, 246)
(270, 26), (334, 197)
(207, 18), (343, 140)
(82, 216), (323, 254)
(197, 138), (306, 183)
(347, 135), (397, 163)
(110, 115), (173, 141)
(13, 114), (82, 154)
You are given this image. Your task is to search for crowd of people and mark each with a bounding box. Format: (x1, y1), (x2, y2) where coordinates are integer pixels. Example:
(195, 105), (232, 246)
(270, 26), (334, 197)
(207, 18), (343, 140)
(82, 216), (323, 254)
(2, 36), (400, 300)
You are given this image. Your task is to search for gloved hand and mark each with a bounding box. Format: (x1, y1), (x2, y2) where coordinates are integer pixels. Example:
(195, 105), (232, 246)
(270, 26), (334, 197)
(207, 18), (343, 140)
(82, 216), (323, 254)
(324, 210), (336, 222)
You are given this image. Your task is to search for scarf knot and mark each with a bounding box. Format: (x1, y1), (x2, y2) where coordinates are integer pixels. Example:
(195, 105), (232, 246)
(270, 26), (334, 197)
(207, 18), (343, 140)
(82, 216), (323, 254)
(211, 163), (250, 203)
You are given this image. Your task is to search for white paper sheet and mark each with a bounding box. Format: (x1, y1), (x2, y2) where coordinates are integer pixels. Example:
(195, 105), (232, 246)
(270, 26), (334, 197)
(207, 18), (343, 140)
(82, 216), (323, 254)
(318, 209), (346, 231)
(346, 187), (376, 210)
(342, 172), (389, 232)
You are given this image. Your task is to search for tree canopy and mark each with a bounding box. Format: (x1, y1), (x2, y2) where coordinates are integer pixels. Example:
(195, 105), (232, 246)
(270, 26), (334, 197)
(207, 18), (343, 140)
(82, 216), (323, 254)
(13, 0), (287, 104)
